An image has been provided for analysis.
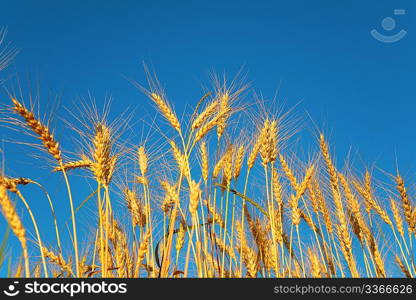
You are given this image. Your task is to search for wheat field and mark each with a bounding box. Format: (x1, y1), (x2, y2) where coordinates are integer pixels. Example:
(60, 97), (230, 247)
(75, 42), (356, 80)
(0, 32), (415, 279)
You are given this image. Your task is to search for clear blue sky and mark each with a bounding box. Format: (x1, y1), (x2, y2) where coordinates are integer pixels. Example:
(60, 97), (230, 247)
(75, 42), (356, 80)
(0, 0), (415, 271)
(1, 0), (414, 168)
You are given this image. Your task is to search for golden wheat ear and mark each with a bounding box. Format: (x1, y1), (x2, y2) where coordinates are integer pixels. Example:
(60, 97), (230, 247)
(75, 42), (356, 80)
(137, 146), (148, 176)
(149, 93), (181, 133)
(42, 246), (73, 276)
(124, 188), (146, 228)
(11, 98), (62, 161)
(0, 176), (31, 193)
(192, 99), (218, 130)
(53, 160), (92, 172)
(396, 175), (414, 234)
(0, 185), (29, 277)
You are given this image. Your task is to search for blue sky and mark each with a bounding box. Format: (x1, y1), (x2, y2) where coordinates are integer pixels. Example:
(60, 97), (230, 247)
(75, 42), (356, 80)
(0, 0), (415, 273)
(1, 0), (414, 169)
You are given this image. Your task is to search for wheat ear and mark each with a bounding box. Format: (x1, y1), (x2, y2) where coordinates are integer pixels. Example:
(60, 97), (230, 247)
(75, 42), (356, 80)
(54, 160), (92, 172)
(200, 141), (209, 182)
(192, 100), (218, 130)
(396, 175), (414, 234)
(12, 98), (62, 161)
(150, 93), (181, 133)
(0, 185), (29, 277)
(137, 146), (148, 176)
(42, 247), (73, 275)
